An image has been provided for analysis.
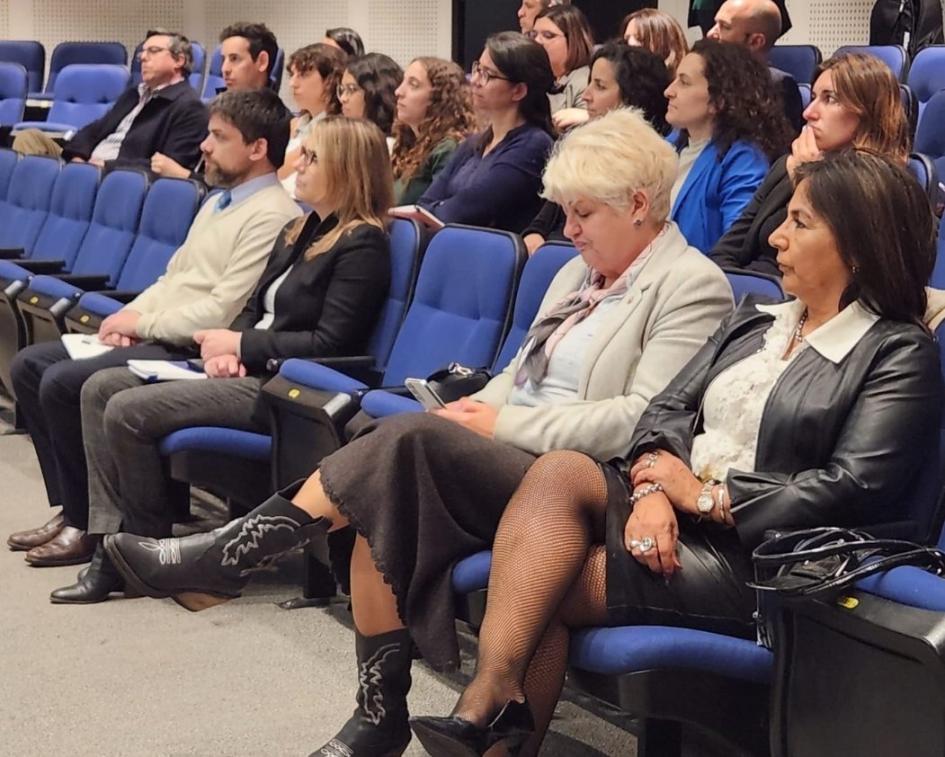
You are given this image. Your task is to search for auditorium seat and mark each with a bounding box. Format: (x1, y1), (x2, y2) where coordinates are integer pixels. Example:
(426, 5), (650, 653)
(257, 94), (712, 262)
(201, 46), (224, 100)
(901, 83), (918, 138)
(14, 64), (130, 136)
(0, 40), (44, 94)
(907, 152), (939, 206)
(930, 210), (945, 289)
(0, 62), (28, 126)
(0, 148), (18, 201)
(798, 82), (811, 110)
(915, 90), (945, 184)
(0, 154), (61, 258)
(723, 268), (784, 302)
(28, 40), (127, 101)
(907, 45), (945, 118)
(767, 44), (821, 85)
(835, 44), (909, 81)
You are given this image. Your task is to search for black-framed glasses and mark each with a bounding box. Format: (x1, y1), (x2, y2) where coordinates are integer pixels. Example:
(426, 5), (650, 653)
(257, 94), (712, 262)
(470, 61), (511, 85)
(137, 45), (171, 59)
(299, 146), (318, 168)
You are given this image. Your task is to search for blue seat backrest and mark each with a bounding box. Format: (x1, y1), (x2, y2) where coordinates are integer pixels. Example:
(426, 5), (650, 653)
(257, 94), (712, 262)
(900, 84), (918, 136)
(0, 40), (45, 93)
(0, 148), (19, 201)
(768, 44), (822, 85)
(907, 152), (939, 206)
(47, 64), (129, 130)
(0, 155), (60, 253)
(835, 44), (909, 81)
(908, 45), (945, 114)
(798, 82), (811, 110)
(30, 162), (99, 267)
(724, 270), (785, 302)
(69, 170), (148, 285)
(202, 46), (224, 99)
(365, 218), (425, 373)
(270, 48), (285, 91)
(46, 41), (127, 92)
(115, 178), (202, 292)
(915, 90), (945, 182)
(0, 62), (27, 126)
(492, 242), (579, 373)
(381, 225), (525, 385)
(932, 213), (945, 290)
(188, 42), (206, 92)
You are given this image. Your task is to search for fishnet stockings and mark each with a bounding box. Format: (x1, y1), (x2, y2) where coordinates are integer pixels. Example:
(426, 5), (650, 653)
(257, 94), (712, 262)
(454, 451), (611, 754)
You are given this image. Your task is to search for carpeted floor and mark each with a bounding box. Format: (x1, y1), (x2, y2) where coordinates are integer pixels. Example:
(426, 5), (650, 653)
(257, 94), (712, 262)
(0, 400), (637, 756)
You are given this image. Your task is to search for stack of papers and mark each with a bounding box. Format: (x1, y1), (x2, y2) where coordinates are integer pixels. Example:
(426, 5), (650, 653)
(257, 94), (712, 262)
(126, 360), (207, 382)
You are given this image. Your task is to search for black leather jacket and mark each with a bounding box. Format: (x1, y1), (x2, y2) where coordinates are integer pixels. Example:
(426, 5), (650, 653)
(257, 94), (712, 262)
(624, 296), (943, 549)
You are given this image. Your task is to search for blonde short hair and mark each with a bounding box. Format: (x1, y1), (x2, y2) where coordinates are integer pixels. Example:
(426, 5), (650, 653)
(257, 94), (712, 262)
(541, 107), (678, 223)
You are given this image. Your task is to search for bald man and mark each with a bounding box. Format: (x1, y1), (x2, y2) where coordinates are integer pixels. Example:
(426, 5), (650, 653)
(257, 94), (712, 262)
(707, 0), (804, 133)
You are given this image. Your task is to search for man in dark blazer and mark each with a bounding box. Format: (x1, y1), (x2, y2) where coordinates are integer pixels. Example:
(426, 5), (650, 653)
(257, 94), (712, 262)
(706, 0), (805, 133)
(61, 28), (207, 171)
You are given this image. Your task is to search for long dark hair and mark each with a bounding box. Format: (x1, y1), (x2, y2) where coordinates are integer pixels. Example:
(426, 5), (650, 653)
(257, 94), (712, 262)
(591, 41), (670, 135)
(484, 31), (554, 136)
(345, 53), (403, 136)
(795, 150), (934, 324)
(687, 38), (793, 160)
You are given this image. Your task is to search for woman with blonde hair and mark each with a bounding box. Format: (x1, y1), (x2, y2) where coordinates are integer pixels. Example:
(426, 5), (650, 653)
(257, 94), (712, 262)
(105, 108), (734, 756)
(621, 8), (689, 77)
(710, 51), (911, 276)
(48, 116), (394, 605)
(391, 56), (476, 205)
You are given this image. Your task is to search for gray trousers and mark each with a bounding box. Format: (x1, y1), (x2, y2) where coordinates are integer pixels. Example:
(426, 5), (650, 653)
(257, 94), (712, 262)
(81, 367), (266, 536)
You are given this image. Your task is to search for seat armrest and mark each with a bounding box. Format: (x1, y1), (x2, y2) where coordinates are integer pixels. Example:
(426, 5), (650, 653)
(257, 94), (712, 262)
(85, 289), (138, 303)
(17, 259), (66, 274)
(277, 357), (370, 394)
(0, 248), (25, 259)
(54, 274), (111, 290)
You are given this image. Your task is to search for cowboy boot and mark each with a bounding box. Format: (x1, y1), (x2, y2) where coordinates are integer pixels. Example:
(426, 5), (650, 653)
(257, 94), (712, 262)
(311, 628), (414, 757)
(104, 479), (329, 611)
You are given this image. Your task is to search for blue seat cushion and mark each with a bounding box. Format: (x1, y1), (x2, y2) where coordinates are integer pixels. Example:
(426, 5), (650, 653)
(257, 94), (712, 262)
(569, 626), (773, 684)
(25, 274), (81, 300)
(0, 259), (30, 283)
(280, 357), (369, 393)
(77, 291), (123, 317)
(15, 120), (77, 133)
(452, 550), (492, 594)
(159, 427), (272, 462)
(857, 565), (945, 611)
(361, 390), (423, 418)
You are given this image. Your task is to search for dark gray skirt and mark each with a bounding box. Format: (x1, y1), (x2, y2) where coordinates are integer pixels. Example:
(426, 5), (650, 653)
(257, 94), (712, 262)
(320, 412), (537, 670)
(601, 462), (756, 639)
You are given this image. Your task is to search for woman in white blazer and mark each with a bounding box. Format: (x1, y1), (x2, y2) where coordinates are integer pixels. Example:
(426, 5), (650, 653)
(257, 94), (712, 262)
(106, 109), (734, 757)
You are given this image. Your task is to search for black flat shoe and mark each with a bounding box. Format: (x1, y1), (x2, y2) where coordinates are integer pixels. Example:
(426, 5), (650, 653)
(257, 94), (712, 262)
(410, 699), (534, 757)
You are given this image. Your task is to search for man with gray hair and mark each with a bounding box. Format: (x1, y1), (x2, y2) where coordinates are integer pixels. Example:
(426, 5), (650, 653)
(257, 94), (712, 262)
(13, 28), (208, 171)
(707, 0), (805, 132)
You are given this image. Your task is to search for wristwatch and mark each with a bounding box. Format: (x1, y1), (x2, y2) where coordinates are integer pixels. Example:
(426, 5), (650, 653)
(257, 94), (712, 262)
(696, 479), (721, 514)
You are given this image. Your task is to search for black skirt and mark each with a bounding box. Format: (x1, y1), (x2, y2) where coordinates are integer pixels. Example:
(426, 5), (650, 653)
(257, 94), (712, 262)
(319, 412), (537, 670)
(601, 462), (757, 639)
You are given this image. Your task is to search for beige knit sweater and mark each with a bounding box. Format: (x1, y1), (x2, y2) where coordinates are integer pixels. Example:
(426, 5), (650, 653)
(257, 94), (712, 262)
(128, 182), (302, 345)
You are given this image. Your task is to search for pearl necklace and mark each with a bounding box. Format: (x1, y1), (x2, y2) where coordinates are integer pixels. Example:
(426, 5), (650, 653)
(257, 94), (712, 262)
(793, 308), (809, 343)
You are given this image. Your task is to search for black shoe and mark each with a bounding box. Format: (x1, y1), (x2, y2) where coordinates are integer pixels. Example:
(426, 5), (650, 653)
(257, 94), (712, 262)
(104, 479), (329, 612)
(410, 699), (535, 757)
(310, 628), (414, 757)
(50, 543), (125, 604)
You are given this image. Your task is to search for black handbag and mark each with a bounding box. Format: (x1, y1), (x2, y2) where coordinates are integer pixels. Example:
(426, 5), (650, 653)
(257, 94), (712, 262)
(426, 362), (493, 403)
(749, 526), (945, 649)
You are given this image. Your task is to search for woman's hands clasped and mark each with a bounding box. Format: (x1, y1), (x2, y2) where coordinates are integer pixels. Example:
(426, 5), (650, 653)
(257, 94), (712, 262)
(629, 449), (703, 514)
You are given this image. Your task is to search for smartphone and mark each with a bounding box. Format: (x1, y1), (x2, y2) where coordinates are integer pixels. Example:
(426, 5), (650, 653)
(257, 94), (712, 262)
(404, 377), (447, 411)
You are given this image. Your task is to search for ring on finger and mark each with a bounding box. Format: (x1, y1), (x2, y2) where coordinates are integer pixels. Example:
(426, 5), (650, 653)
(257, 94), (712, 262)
(639, 536), (655, 553)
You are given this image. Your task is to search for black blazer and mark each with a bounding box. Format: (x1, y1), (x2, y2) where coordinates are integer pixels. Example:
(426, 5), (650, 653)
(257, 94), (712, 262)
(623, 297), (943, 549)
(62, 79), (208, 172)
(230, 213), (391, 373)
(707, 156), (791, 277)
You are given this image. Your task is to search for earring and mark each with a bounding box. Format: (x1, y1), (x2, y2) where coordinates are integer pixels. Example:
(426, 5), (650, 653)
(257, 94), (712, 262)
(633, 218), (643, 227)
(851, 264), (860, 275)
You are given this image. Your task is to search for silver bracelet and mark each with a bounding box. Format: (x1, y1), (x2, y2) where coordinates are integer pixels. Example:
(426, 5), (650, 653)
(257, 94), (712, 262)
(630, 482), (664, 506)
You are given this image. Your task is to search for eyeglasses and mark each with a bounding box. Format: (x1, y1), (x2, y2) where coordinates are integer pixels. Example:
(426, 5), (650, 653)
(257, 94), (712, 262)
(470, 61), (511, 85)
(137, 46), (171, 59)
(336, 83), (362, 99)
(299, 146), (318, 168)
(526, 29), (565, 42)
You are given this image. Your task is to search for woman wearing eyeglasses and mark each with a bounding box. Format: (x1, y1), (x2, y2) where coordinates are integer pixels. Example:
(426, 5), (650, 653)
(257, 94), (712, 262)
(338, 53), (404, 147)
(416, 32), (555, 233)
(48, 116), (394, 604)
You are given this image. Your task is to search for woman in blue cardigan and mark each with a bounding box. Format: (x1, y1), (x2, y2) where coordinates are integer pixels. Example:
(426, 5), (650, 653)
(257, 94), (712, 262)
(666, 39), (793, 252)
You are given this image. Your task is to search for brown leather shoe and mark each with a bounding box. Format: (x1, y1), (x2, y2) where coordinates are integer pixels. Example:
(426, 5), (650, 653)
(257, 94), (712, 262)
(7, 512), (65, 551)
(25, 527), (96, 567)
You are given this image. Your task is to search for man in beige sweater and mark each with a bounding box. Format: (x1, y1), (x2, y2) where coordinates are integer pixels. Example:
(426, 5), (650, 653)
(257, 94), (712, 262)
(7, 88), (301, 567)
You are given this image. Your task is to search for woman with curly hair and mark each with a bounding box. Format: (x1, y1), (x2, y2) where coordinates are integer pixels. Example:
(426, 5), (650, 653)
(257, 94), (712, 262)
(339, 53), (403, 141)
(667, 38), (793, 252)
(621, 7), (689, 77)
(279, 43), (346, 197)
(709, 52), (911, 276)
(390, 57), (476, 205)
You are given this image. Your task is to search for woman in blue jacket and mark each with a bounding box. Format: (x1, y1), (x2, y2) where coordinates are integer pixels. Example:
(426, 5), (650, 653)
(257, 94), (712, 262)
(666, 39), (793, 252)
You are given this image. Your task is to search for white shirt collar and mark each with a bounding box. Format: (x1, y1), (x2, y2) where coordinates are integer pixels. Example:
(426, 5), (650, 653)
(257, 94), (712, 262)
(756, 299), (880, 364)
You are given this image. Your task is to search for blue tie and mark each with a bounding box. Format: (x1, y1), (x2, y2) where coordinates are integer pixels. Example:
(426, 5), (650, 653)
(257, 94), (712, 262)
(216, 190), (232, 213)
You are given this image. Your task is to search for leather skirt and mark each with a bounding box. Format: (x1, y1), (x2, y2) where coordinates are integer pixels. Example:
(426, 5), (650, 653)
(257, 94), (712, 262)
(601, 462), (757, 639)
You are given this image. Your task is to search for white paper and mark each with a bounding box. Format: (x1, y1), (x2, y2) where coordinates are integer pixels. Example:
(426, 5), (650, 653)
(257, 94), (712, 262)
(126, 359), (208, 382)
(61, 333), (115, 360)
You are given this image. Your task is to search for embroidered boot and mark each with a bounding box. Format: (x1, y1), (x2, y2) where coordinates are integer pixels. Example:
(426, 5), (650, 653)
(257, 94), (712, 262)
(104, 479), (329, 611)
(311, 628), (414, 757)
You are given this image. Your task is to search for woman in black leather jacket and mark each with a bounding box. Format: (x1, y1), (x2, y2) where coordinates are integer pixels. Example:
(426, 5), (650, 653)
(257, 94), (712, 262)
(408, 150), (943, 756)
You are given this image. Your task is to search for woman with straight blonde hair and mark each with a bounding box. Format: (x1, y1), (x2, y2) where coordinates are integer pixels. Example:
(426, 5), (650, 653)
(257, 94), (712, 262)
(48, 116), (393, 605)
(710, 51), (911, 275)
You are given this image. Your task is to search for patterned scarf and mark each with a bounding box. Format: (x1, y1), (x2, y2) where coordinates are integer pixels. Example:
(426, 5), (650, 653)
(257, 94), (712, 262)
(514, 227), (665, 387)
